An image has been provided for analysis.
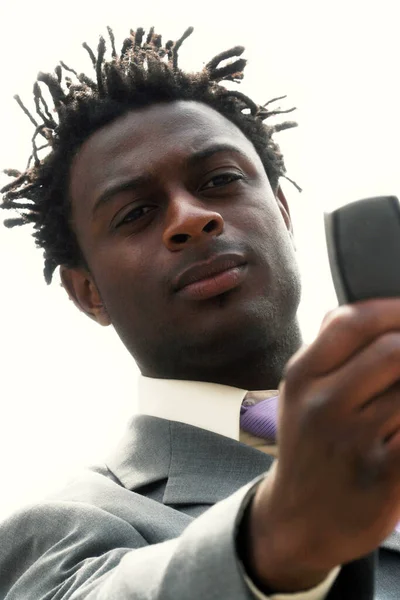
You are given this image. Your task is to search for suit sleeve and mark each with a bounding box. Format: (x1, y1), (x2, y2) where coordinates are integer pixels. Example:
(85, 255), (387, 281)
(0, 479), (338, 600)
(245, 569), (340, 600)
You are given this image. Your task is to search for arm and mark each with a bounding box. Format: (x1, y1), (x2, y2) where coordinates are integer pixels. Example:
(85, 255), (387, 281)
(241, 299), (400, 595)
(0, 482), (277, 600)
(0, 478), (340, 600)
(237, 469), (340, 600)
(5, 298), (399, 600)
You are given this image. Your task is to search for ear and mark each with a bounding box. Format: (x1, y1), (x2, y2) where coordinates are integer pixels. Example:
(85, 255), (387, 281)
(59, 265), (111, 327)
(276, 185), (294, 235)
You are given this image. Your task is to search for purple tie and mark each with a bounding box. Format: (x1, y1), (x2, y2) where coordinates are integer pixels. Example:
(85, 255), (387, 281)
(239, 393), (400, 534)
(240, 394), (279, 442)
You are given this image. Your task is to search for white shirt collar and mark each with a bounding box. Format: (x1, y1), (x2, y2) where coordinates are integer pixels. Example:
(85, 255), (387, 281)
(138, 376), (248, 441)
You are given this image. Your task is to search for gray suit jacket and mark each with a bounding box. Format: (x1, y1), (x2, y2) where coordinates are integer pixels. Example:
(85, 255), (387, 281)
(0, 415), (399, 599)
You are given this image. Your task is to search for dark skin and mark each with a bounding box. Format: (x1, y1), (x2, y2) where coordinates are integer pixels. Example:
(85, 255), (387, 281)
(61, 100), (400, 592)
(62, 100), (302, 391)
(248, 301), (400, 591)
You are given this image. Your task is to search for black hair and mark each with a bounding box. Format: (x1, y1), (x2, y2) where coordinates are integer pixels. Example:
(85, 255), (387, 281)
(0, 26), (299, 284)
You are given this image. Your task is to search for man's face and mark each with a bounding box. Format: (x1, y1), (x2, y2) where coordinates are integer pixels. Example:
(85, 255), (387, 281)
(65, 101), (301, 378)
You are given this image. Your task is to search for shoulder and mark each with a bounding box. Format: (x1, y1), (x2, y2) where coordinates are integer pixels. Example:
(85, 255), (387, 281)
(0, 467), (146, 598)
(0, 465), (141, 563)
(0, 463), (189, 563)
(0, 463), (186, 598)
(0, 491), (148, 599)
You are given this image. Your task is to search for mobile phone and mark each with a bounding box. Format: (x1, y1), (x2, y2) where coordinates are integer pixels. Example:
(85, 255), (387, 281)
(324, 195), (400, 305)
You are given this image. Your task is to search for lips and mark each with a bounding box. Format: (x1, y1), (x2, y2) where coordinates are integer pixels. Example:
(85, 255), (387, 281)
(173, 253), (248, 300)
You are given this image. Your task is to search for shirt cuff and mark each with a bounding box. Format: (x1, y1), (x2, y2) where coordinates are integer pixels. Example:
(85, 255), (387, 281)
(244, 567), (341, 600)
(236, 462), (341, 600)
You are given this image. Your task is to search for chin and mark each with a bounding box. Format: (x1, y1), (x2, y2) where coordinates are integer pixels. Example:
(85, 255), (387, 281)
(192, 294), (277, 342)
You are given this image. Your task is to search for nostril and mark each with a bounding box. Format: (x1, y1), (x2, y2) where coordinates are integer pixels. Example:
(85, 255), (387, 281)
(168, 218), (222, 245)
(171, 233), (190, 244)
(203, 219), (219, 234)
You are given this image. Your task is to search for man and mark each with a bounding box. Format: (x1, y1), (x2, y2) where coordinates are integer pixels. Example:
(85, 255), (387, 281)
(0, 26), (399, 599)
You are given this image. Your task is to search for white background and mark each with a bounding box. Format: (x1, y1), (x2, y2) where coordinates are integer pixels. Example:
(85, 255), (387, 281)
(0, 0), (399, 518)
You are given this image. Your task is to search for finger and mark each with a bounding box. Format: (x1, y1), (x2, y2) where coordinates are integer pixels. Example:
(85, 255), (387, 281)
(289, 299), (400, 380)
(316, 332), (400, 414)
(361, 384), (400, 443)
(318, 308), (336, 333)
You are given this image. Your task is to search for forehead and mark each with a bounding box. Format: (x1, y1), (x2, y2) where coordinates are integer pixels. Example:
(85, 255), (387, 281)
(69, 101), (261, 206)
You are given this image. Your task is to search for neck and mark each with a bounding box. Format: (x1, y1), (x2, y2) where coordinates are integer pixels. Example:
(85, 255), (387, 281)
(141, 320), (302, 391)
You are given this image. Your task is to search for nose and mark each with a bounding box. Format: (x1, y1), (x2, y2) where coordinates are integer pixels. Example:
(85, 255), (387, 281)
(162, 193), (224, 251)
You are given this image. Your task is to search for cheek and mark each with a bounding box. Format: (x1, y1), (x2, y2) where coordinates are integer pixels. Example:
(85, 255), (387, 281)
(91, 242), (155, 310)
(234, 194), (290, 247)
(240, 198), (297, 279)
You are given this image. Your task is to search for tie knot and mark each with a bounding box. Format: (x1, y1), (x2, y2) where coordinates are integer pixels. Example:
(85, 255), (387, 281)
(240, 392), (279, 442)
(242, 389), (279, 407)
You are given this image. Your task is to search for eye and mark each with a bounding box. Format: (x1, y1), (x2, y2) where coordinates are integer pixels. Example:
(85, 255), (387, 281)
(201, 172), (243, 190)
(116, 205), (156, 227)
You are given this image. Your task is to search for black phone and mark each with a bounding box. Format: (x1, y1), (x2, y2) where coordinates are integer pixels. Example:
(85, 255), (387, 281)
(324, 195), (400, 305)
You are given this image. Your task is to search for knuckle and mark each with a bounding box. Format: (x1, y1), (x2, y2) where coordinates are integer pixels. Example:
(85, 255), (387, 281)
(304, 392), (329, 420)
(305, 387), (336, 422)
(355, 444), (388, 488)
(324, 304), (381, 342)
(376, 332), (400, 363)
(321, 306), (345, 329)
(323, 306), (359, 336)
(319, 308), (335, 330)
(283, 355), (298, 380)
(282, 346), (309, 389)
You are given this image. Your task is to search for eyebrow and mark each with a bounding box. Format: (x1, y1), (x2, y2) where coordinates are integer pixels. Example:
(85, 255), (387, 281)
(92, 174), (154, 217)
(92, 143), (247, 216)
(186, 143), (248, 166)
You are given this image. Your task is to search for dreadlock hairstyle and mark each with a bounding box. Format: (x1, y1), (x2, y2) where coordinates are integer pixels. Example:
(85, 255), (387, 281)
(0, 26), (300, 284)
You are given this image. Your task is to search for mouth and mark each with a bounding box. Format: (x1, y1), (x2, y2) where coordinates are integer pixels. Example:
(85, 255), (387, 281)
(173, 253), (248, 301)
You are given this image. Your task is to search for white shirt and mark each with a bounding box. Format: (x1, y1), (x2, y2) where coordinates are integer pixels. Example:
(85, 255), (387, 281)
(137, 375), (340, 600)
(138, 375), (247, 439)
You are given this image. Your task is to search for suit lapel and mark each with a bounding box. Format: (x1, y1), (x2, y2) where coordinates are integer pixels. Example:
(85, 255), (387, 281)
(106, 415), (172, 490)
(164, 420), (273, 504)
(105, 415), (400, 557)
(106, 415), (274, 505)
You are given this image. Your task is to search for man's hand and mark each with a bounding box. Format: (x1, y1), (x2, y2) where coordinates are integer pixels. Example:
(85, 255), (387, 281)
(246, 299), (400, 593)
